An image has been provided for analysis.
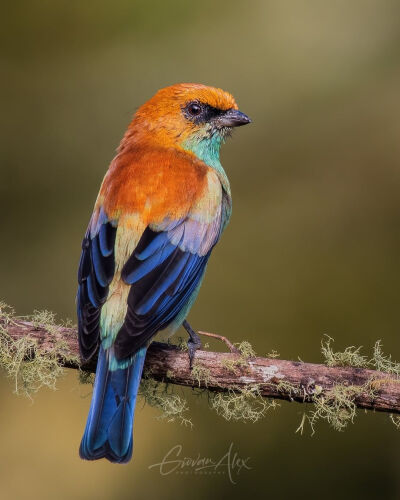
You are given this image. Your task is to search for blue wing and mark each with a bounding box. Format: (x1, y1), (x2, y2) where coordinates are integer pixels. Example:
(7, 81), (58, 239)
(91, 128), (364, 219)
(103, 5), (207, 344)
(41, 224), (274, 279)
(77, 209), (117, 362)
(114, 215), (222, 360)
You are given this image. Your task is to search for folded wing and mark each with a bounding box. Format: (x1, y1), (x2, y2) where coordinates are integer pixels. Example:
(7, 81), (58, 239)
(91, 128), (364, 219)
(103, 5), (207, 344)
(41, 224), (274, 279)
(77, 209), (117, 362)
(114, 211), (222, 360)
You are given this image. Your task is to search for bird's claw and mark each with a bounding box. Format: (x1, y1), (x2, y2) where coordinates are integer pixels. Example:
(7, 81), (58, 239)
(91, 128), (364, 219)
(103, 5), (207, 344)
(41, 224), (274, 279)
(187, 337), (202, 369)
(183, 320), (202, 369)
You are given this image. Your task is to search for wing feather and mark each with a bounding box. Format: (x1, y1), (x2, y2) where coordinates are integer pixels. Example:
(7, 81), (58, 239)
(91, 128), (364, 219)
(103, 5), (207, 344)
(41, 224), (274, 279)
(114, 213), (221, 360)
(77, 216), (117, 362)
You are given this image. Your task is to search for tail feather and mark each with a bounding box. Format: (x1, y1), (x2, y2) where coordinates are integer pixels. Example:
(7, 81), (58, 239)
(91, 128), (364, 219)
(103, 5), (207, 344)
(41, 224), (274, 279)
(79, 346), (147, 463)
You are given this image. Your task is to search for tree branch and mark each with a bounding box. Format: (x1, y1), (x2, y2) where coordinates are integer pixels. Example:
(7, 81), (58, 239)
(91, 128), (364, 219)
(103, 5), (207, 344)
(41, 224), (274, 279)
(2, 317), (400, 414)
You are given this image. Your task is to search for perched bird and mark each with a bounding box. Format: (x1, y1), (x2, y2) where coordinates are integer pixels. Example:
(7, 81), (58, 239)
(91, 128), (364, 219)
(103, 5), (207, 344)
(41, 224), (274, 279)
(77, 83), (251, 463)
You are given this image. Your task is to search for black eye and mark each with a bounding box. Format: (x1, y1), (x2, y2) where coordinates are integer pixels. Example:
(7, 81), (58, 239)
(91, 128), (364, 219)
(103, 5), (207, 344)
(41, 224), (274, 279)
(187, 102), (202, 116)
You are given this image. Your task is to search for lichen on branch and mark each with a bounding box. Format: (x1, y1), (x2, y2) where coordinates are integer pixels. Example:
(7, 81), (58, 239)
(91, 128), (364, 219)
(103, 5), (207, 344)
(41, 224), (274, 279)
(1, 301), (400, 435)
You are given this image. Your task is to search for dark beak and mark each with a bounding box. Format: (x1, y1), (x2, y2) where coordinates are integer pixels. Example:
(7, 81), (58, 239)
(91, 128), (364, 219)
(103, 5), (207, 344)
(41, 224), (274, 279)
(217, 108), (252, 128)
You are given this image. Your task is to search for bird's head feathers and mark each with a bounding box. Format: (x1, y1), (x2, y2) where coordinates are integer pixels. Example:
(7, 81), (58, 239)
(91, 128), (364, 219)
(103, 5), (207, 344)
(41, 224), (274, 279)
(123, 83), (250, 167)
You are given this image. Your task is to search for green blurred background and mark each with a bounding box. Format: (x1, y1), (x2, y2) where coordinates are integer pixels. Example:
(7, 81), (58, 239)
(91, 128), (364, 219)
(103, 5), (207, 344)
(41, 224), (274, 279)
(2, 1), (400, 498)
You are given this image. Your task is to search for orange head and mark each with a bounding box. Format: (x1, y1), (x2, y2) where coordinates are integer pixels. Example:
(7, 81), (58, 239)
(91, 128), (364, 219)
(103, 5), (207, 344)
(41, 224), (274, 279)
(122, 83), (251, 167)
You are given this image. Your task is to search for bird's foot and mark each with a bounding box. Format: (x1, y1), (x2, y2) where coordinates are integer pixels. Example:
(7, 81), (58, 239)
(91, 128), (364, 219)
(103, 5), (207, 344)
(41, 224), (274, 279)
(183, 320), (202, 369)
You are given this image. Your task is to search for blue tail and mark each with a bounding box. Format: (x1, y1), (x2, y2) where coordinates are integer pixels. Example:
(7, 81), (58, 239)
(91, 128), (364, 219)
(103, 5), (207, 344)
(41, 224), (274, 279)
(79, 346), (147, 463)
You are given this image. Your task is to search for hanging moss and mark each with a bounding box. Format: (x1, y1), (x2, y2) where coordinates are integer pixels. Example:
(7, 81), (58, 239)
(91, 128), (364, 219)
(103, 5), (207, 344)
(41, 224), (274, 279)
(139, 372), (192, 427)
(2, 301), (400, 435)
(275, 380), (303, 400)
(220, 340), (257, 374)
(0, 302), (15, 323)
(320, 336), (400, 375)
(309, 383), (370, 433)
(31, 310), (59, 335)
(235, 340), (256, 359)
(220, 356), (247, 374)
(191, 362), (213, 388)
(78, 369), (95, 385)
(176, 336), (188, 352)
(0, 329), (64, 398)
(389, 414), (400, 429)
(321, 335), (368, 368)
(295, 380), (377, 435)
(0, 303), (79, 398)
(371, 340), (400, 376)
(210, 384), (278, 423)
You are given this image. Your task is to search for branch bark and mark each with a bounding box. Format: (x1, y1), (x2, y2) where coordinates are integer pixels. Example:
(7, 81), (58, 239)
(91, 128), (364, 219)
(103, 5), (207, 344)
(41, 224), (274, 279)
(3, 317), (400, 414)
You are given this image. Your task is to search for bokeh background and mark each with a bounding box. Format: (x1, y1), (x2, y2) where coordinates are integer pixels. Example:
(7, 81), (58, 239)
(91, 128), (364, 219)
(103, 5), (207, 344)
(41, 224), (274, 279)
(2, 1), (400, 498)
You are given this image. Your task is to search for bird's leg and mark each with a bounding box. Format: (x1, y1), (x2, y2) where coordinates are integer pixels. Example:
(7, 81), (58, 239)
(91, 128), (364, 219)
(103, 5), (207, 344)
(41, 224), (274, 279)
(183, 320), (202, 369)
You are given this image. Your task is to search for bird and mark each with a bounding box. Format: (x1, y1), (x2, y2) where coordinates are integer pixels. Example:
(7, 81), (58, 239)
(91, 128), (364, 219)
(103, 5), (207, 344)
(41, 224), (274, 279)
(77, 83), (251, 463)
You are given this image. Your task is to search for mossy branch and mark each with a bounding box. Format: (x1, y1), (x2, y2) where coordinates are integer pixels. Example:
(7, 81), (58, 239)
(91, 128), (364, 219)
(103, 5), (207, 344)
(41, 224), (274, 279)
(1, 310), (400, 417)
